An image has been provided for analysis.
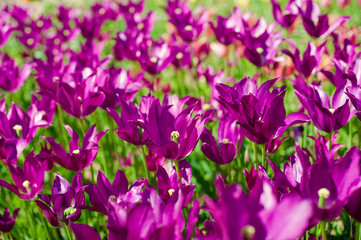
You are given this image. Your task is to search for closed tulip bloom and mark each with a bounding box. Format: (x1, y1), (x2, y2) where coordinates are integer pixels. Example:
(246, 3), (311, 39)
(0, 208), (20, 233)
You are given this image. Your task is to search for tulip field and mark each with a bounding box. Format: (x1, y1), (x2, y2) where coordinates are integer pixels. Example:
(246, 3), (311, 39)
(1, 0), (361, 239)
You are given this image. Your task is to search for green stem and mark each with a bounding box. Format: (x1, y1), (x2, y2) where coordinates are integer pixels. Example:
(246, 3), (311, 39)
(174, 159), (182, 184)
(141, 145), (150, 179)
(356, 222), (361, 240)
(57, 104), (66, 145)
(303, 123), (307, 148)
(262, 144), (266, 168)
(79, 118), (86, 136)
(39, 211), (52, 239)
(349, 118), (353, 148)
(253, 142), (258, 170)
(320, 221), (327, 240)
(329, 132), (332, 151)
(64, 224), (73, 240)
(23, 201), (37, 239)
(227, 163), (232, 184)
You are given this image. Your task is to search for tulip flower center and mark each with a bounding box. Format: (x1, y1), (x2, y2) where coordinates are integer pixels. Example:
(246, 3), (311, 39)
(168, 189), (175, 196)
(22, 180), (30, 188)
(222, 139), (229, 144)
(318, 188), (330, 208)
(72, 149), (80, 154)
(150, 57), (158, 63)
(185, 25), (193, 31)
(176, 52), (183, 60)
(63, 29), (70, 37)
(109, 195), (116, 202)
(129, 7), (135, 13)
(241, 225), (256, 240)
(37, 20), (44, 28)
(54, 38), (60, 45)
(27, 38), (34, 46)
(175, 8), (182, 14)
(77, 96), (82, 102)
(99, 8), (105, 15)
(13, 125), (23, 138)
(329, 108), (335, 114)
(137, 23), (145, 30)
(24, 27), (32, 34)
(202, 103), (211, 111)
(22, 180), (31, 193)
(64, 207), (77, 217)
(171, 131), (180, 142)
(256, 47), (264, 54)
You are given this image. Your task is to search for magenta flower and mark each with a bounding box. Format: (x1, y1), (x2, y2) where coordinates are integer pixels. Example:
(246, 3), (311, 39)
(0, 11), (13, 48)
(137, 98), (215, 160)
(282, 40), (326, 78)
(0, 103), (45, 162)
(166, 0), (209, 42)
(295, 80), (353, 133)
(40, 72), (105, 119)
(107, 188), (185, 240)
(86, 170), (148, 215)
(98, 67), (144, 109)
(43, 125), (108, 172)
(271, 0), (299, 29)
(201, 114), (243, 164)
(210, 7), (243, 45)
(0, 54), (32, 92)
(35, 173), (86, 227)
(239, 19), (284, 67)
(200, 176), (313, 239)
(0, 208), (20, 233)
(0, 151), (47, 200)
(217, 77), (309, 145)
(156, 159), (195, 207)
(298, 0), (350, 38)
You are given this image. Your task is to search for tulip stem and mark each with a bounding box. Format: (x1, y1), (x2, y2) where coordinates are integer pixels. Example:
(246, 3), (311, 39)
(253, 142), (258, 170)
(79, 118), (86, 136)
(141, 145), (150, 179)
(39, 210), (52, 239)
(356, 222), (361, 240)
(349, 118), (353, 148)
(261, 144), (266, 168)
(64, 224), (73, 240)
(320, 221), (327, 240)
(175, 160), (182, 184)
(328, 132), (332, 151)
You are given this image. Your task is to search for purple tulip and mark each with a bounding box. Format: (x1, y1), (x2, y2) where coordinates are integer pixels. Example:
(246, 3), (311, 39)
(0, 11), (13, 48)
(166, 0), (208, 42)
(282, 40), (326, 78)
(217, 77), (309, 145)
(200, 175), (313, 239)
(86, 170), (148, 215)
(295, 80), (354, 133)
(0, 103), (45, 162)
(210, 7), (243, 45)
(0, 208), (20, 233)
(43, 125), (108, 172)
(35, 173), (86, 227)
(156, 159), (195, 207)
(70, 222), (101, 240)
(271, 0), (299, 29)
(16, 16), (52, 49)
(298, 0), (350, 38)
(0, 54), (32, 92)
(345, 86), (361, 121)
(107, 96), (150, 146)
(40, 72), (106, 119)
(201, 114), (243, 164)
(98, 67), (144, 109)
(137, 98), (215, 160)
(0, 151), (47, 200)
(107, 188), (185, 240)
(240, 18), (284, 67)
